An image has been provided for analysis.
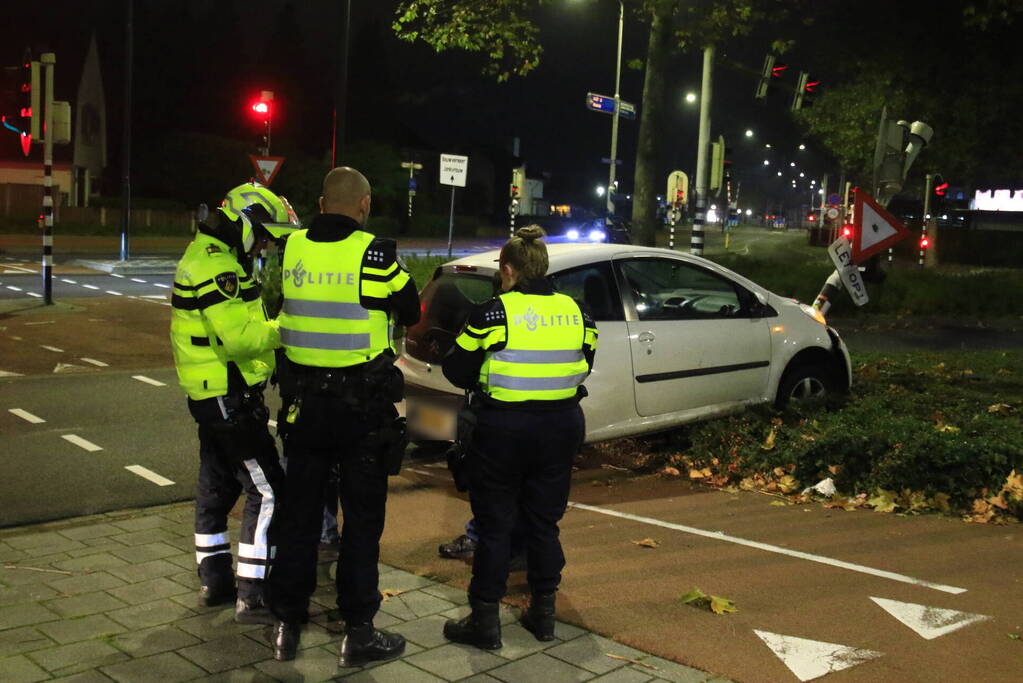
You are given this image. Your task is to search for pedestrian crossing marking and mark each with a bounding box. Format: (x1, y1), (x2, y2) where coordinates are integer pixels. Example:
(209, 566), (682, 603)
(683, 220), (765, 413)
(870, 597), (991, 640)
(62, 434), (103, 452)
(125, 465), (175, 486)
(9, 408), (45, 424)
(754, 630), (882, 681)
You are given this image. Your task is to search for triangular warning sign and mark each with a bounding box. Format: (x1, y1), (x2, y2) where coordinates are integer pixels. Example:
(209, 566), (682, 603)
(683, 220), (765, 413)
(248, 155), (285, 186)
(850, 189), (909, 263)
(870, 597), (991, 640)
(754, 630), (883, 681)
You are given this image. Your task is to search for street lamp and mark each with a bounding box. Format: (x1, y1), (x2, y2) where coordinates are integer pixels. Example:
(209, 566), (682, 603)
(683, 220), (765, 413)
(685, 92), (697, 103)
(745, 128), (754, 138)
(765, 143), (771, 149)
(596, 185), (606, 197)
(763, 159), (769, 165)
(790, 162), (796, 167)
(798, 143), (806, 150)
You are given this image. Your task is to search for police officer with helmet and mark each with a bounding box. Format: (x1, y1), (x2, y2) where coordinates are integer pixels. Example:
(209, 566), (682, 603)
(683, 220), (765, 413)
(170, 182), (300, 623)
(441, 225), (598, 650)
(266, 167), (420, 664)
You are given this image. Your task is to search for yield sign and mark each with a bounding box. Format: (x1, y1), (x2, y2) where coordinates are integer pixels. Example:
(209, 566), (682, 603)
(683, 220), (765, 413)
(754, 630), (883, 681)
(850, 189), (909, 263)
(248, 155), (285, 186)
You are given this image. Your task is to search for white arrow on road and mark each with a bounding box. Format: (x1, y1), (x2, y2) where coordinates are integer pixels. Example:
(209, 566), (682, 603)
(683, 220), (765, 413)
(870, 597), (992, 640)
(754, 630), (882, 681)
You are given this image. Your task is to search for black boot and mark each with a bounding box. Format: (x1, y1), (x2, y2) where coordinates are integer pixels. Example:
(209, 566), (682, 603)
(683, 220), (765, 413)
(234, 595), (275, 625)
(520, 592), (556, 642)
(438, 534), (476, 559)
(270, 621), (301, 661)
(197, 555), (235, 607)
(338, 622), (406, 668)
(443, 599), (502, 650)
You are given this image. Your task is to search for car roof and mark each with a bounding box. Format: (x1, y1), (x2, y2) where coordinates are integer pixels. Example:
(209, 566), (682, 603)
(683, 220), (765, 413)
(444, 243), (767, 294)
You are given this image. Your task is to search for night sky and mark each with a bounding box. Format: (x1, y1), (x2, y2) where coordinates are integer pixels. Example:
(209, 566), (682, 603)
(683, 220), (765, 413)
(0, 1), (853, 213)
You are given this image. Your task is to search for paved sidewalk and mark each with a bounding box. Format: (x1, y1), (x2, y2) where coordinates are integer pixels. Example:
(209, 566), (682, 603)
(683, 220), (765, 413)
(1, 502), (723, 682)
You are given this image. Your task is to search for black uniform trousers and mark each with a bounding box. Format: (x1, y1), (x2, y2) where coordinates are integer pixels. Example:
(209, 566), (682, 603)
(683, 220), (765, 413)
(191, 396), (284, 601)
(267, 396), (394, 626)
(467, 403), (585, 603)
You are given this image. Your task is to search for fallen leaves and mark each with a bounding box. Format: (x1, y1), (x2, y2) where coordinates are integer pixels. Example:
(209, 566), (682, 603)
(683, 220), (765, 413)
(679, 587), (738, 615)
(605, 654), (659, 670)
(761, 429), (777, 451)
(380, 589), (406, 601)
(631, 538), (660, 549)
(660, 466), (681, 477)
(987, 403), (1014, 414)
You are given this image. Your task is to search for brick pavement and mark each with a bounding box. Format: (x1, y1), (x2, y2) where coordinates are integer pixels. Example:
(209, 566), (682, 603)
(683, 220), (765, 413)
(1, 502), (726, 682)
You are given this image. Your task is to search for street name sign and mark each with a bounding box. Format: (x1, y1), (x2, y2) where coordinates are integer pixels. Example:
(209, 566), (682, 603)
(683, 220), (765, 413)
(586, 92), (637, 119)
(440, 153), (468, 187)
(851, 188), (909, 263)
(828, 236), (869, 306)
(249, 155), (285, 186)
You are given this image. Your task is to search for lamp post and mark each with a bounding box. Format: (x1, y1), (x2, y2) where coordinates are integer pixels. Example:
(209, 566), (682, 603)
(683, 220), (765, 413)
(606, 0), (625, 221)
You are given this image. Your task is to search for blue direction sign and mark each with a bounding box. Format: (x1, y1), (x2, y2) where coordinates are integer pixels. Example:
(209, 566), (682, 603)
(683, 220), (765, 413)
(587, 92), (616, 114)
(409, 177), (418, 191)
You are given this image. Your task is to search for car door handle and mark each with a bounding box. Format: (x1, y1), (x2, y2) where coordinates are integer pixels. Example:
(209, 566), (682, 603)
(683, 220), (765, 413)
(637, 331), (655, 343)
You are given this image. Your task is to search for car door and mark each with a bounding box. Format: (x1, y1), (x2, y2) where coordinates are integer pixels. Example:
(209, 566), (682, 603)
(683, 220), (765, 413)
(549, 260), (630, 440)
(616, 256), (771, 418)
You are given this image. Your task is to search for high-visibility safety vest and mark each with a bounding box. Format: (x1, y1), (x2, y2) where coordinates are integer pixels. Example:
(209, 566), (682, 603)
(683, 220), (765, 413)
(278, 229), (390, 368)
(480, 291), (590, 402)
(170, 233), (278, 400)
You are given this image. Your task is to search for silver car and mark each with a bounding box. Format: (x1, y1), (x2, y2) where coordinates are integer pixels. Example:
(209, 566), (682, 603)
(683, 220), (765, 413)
(399, 243), (851, 444)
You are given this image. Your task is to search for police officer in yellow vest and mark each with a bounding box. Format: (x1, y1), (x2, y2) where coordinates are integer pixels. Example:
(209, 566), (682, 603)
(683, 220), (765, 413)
(266, 167), (420, 664)
(441, 226), (598, 650)
(170, 182), (300, 623)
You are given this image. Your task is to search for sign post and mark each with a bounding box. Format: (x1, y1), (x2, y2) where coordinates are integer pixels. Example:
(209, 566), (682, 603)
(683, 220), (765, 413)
(827, 237), (869, 307)
(400, 160), (423, 219)
(439, 153), (468, 258)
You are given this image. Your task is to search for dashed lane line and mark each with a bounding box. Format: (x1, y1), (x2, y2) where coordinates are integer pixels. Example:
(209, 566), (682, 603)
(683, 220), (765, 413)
(6, 285), (22, 292)
(153, 283), (171, 289)
(9, 408), (45, 424)
(105, 290), (123, 296)
(125, 465), (175, 486)
(130, 278), (147, 283)
(82, 284), (99, 290)
(80, 358), (109, 367)
(62, 434), (103, 452)
(26, 292), (41, 298)
(132, 375), (166, 387)
(139, 295), (167, 299)
(61, 278), (77, 284)
(402, 467), (968, 595)
(40, 345), (64, 353)
(110, 273), (125, 278)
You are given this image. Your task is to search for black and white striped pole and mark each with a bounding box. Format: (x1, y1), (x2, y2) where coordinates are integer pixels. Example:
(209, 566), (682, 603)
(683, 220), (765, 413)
(40, 53), (55, 305)
(400, 160), (422, 219)
(691, 46), (714, 256)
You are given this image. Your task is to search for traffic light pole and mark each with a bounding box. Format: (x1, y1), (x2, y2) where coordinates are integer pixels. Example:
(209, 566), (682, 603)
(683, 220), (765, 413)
(40, 54), (55, 305)
(606, 0), (624, 220)
(119, 0), (133, 262)
(920, 173), (934, 267)
(691, 45), (714, 256)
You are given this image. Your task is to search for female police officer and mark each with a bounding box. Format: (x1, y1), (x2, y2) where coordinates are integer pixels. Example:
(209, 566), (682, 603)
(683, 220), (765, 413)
(441, 225), (598, 649)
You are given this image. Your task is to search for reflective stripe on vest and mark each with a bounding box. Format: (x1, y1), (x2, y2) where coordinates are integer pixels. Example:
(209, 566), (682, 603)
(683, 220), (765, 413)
(279, 229), (389, 367)
(481, 291), (588, 402)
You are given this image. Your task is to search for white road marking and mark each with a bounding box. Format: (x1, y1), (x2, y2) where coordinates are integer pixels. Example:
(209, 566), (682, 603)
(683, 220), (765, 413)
(139, 295), (166, 299)
(40, 345), (64, 353)
(132, 375), (166, 387)
(80, 357), (109, 367)
(26, 292), (42, 298)
(105, 290), (123, 296)
(62, 434), (103, 452)
(10, 335), (23, 341)
(754, 630), (882, 682)
(82, 284), (99, 290)
(61, 278), (77, 284)
(130, 278), (147, 283)
(9, 408), (45, 424)
(24, 321), (55, 326)
(2, 264), (36, 274)
(566, 502), (968, 594)
(6, 285), (22, 292)
(870, 597), (991, 640)
(125, 465), (175, 486)
(0, 370), (24, 377)
(153, 283), (170, 289)
(110, 273), (125, 278)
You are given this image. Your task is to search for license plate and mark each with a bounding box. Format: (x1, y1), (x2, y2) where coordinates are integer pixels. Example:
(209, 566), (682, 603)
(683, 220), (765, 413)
(407, 399), (457, 441)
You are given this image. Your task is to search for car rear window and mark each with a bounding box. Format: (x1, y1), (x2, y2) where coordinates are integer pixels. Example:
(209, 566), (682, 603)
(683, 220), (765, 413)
(404, 271), (495, 364)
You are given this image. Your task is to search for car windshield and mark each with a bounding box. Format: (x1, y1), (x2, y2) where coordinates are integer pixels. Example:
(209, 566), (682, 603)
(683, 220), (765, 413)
(404, 270), (496, 364)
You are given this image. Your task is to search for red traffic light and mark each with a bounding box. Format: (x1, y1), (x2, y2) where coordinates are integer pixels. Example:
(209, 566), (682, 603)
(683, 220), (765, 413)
(771, 65), (788, 77)
(841, 225), (853, 239)
(807, 213), (816, 222)
(934, 182), (948, 196)
(250, 100), (271, 119)
(805, 80), (820, 92)
(919, 236), (930, 248)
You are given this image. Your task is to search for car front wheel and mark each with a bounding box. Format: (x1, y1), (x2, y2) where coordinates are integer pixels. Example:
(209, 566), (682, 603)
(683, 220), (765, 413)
(775, 363), (833, 408)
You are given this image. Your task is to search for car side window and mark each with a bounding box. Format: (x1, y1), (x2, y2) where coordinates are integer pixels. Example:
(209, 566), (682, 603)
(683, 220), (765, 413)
(619, 258), (744, 321)
(549, 261), (624, 321)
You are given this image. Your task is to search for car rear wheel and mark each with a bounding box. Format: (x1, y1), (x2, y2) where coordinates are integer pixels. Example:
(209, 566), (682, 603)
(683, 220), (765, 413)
(775, 363), (833, 408)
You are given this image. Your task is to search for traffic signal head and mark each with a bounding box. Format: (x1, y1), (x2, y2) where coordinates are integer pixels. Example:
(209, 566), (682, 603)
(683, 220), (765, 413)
(842, 225), (853, 239)
(510, 184), (519, 199)
(250, 99), (270, 120)
(919, 235), (930, 249)
(807, 213), (816, 222)
(934, 182), (948, 196)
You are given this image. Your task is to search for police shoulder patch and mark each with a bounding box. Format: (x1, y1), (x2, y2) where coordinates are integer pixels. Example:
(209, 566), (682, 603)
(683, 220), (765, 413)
(214, 271), (239, 298)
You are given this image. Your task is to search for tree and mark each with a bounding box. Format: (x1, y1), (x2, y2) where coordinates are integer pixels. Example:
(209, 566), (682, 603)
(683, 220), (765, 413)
(393, 0), (803, 246)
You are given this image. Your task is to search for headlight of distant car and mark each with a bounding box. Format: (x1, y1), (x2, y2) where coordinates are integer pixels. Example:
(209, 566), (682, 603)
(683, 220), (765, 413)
(588, 229), (605, 242)
(799, 302), (827, 325)
(566, 229), (580, 241)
